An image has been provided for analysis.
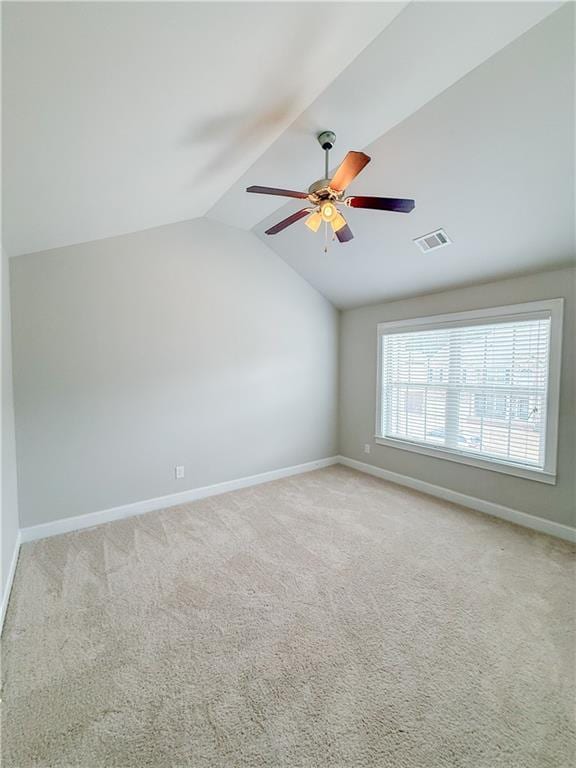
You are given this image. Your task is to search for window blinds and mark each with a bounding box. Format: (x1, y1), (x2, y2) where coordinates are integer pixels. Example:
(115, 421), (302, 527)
(378, 314), (551, 470)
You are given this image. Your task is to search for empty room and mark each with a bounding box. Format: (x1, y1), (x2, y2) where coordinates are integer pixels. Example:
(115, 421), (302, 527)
(1, 2), (575, 766)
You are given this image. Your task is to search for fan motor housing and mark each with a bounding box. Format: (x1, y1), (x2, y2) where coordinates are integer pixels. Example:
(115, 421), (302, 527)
(308, 178), (331, 196)
(307, 178), (345, 204)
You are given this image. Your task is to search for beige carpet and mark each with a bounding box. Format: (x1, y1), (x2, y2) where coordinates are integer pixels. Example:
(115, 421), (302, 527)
(2, 466), (575, 767)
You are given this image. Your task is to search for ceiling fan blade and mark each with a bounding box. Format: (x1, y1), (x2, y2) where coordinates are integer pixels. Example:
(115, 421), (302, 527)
(247, 185), (308, 199)
(329, 151), (371, 192)
(265, 208), (311, 235)
(336, 223), (354, 243)
(347, 196), (415, 213)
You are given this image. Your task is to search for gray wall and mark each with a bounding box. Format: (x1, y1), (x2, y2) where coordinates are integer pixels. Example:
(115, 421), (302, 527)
(2, 244), (20, 602)
(10, 218), (339, 527)
(339, 268), (576, 527)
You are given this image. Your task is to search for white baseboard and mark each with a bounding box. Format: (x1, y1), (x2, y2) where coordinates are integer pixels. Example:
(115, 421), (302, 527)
(338, 455), (576, 543)
(16, 452), (575, 549)
(1, 531), (22, 634)
(20, 456), (339, 544)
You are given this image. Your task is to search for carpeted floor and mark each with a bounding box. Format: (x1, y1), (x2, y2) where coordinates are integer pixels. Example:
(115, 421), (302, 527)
(1, 466), (575, 767)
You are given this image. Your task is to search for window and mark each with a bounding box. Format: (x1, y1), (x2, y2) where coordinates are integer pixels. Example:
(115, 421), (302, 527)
(375, 299), (563, 484)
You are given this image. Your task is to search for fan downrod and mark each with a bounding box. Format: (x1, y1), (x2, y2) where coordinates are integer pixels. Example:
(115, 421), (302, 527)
(317, 130), (336, 181)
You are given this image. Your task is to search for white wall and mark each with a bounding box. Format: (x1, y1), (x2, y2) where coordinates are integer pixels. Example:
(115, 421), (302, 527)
(2, 244), (20, 608)
(339, 268), (576, 527)
(10, 218), (339, 527)
(8, 222), (575, 536)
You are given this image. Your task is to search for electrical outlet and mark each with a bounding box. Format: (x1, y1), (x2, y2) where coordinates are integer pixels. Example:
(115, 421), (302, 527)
(175, 465), (185, 480)
(364, 444), (371, 455)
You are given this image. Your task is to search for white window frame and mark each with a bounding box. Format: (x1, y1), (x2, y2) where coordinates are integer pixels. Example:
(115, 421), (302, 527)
(374, 299), (564, 485)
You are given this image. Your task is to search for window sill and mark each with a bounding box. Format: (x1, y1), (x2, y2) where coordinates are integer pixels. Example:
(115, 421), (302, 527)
(373, 435), (556, 485)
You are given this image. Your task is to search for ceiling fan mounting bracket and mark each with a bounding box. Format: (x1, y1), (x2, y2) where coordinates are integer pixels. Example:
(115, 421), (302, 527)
(317, 131), (336, 150)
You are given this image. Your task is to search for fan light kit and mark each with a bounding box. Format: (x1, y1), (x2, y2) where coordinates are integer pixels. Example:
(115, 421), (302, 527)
(247, 131), (415, 250)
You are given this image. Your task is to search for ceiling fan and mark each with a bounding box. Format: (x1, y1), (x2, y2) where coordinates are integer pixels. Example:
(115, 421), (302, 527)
(246, 131), (415, 245)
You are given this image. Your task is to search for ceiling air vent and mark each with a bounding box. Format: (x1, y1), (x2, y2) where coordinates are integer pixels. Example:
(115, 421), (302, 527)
(414, 229), (451, 253)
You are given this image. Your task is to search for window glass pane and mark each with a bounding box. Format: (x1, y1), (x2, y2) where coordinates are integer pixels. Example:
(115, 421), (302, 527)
(379, 315), (551, 470)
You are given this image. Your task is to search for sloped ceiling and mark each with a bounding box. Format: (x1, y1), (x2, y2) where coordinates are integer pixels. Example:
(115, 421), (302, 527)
(3, 2), (573, 309)
(208, 1), (564, 232)
(252, 4), (575, 308)
(2, 0), (405, 256)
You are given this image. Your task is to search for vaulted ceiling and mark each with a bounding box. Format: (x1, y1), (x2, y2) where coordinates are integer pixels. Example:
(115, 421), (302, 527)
(2, 1), (405, 256)
(251, 4), (574, 307)
(3, 2), (573, 308)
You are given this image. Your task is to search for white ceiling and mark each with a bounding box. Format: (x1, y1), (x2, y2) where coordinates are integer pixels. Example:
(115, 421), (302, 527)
(252, 3), (575, 308)
(209, 0), (564, 232)
(2, 1), (405, 257)
(3, 2), (573, 309)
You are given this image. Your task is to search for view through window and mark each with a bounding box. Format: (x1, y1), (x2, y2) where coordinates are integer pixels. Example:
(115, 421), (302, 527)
(376, 307), (558, 474)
